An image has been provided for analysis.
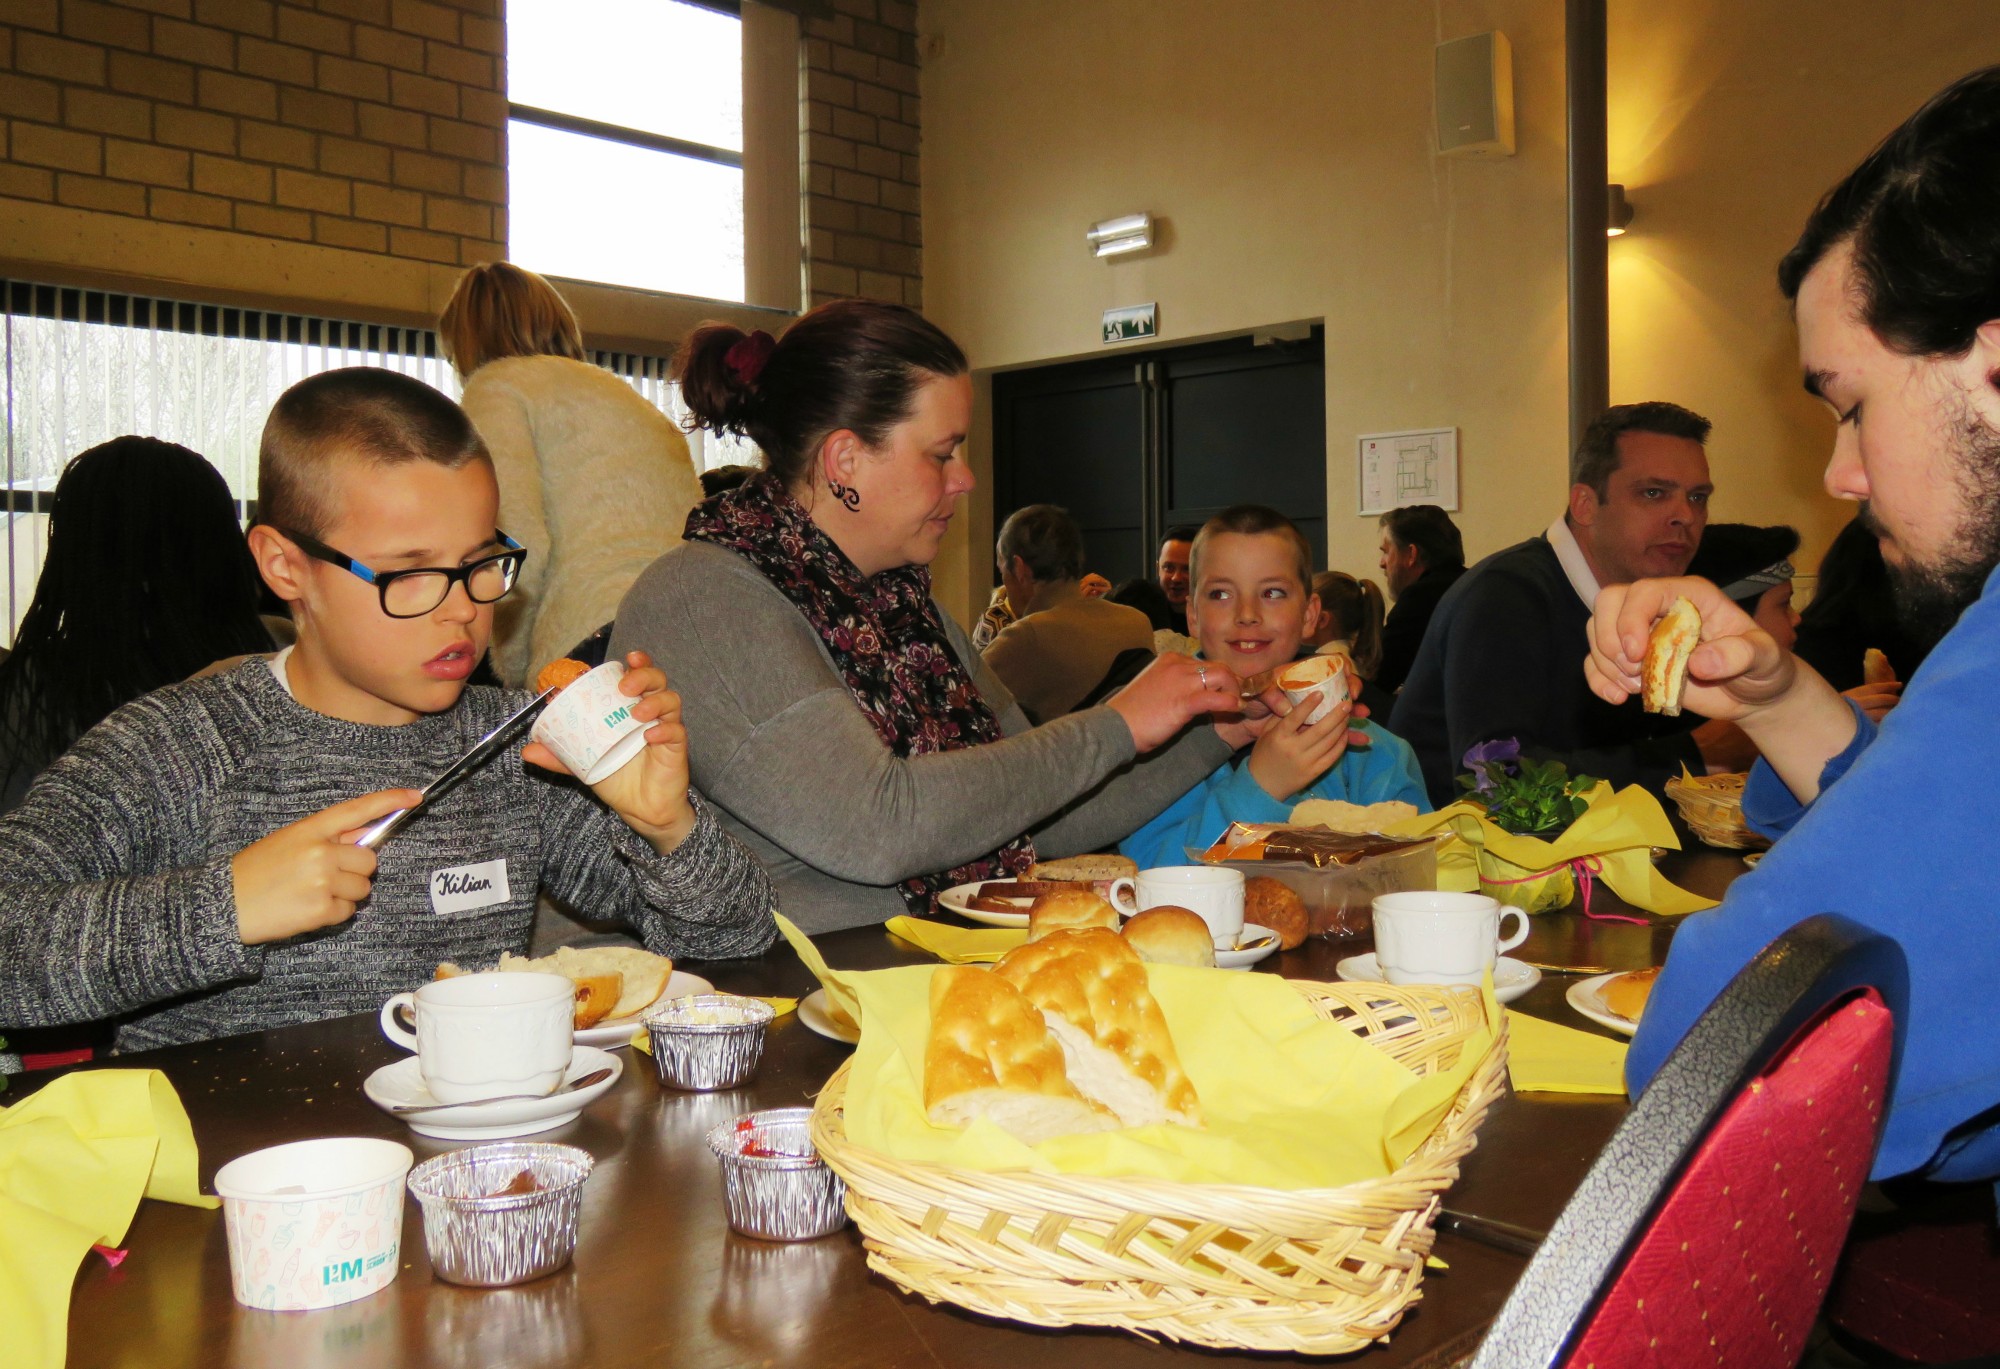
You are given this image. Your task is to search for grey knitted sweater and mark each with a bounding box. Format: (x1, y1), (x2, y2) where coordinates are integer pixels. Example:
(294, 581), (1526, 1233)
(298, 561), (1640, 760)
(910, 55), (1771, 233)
(0, 658), (777, 1052)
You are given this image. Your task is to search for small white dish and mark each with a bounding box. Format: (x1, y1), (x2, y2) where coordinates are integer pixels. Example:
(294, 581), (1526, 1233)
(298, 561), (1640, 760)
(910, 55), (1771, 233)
(936, 881), (1030, 928)
(572, 970), (714, 1048)
(1335, 953), (1542, 1004)
(365, 1046), (622, 1140)
(1213, 924), (1281, 971)
(1566, 973), (1640, 1036)
(797, 988), (860, 1045)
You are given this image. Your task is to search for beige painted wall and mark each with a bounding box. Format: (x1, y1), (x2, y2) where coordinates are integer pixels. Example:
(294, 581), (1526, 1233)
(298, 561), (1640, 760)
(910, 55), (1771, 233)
(1607, 0), (2000, 570)
(919, 0), (2000, 626)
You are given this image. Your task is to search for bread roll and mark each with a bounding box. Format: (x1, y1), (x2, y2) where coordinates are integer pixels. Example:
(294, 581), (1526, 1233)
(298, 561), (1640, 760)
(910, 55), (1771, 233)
(923, 965), (1116, 1144)
(1287, 798), (1419, 834)
(1244, 876), (1309, 950)
(995, 929), (1200, 1127)
(1642, 597), (1702, 716)
(1121, 906), (1216, 967)
(1601, 967), (1660, 1022)
(1862, 647), (1896, 686)
(1027, 889), (1120, 941)
(570, 974), (622, 1028)
(493, 944), (677, 1021)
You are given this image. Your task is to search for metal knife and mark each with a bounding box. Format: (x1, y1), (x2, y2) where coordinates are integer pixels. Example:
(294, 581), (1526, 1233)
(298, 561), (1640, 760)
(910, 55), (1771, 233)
(352, 687), (558, 852)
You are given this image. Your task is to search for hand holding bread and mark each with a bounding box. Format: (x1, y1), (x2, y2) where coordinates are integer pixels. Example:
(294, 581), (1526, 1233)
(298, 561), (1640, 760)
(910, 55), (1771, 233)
(1583, 577), (1800, 723)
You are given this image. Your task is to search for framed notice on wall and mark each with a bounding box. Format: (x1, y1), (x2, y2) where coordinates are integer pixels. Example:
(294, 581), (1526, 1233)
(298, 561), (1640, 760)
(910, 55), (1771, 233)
(1357, 428), (1459, 515)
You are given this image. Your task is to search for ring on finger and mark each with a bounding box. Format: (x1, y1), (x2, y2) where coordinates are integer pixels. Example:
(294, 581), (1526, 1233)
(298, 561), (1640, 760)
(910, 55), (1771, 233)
(1197, 665), (1209, 689)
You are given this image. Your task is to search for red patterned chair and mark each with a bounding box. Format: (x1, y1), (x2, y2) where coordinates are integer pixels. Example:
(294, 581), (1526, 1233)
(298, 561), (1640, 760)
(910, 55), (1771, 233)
(1471, 913), (1908, 1369)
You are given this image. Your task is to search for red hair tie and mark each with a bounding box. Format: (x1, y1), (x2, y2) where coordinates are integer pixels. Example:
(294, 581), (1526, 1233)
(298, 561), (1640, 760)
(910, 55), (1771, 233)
(724, 330), (777, 387)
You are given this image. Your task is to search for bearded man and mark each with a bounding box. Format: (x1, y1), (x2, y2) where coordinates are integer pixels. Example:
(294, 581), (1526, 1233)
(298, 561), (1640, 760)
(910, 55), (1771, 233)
(1593, 66), (2000, 1182)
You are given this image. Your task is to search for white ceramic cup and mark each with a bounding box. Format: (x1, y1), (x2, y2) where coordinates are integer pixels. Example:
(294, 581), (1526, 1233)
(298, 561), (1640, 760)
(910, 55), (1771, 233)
(379, 972), (575, 1104)
(1109, 865), (1246, 949)
(213, 1137), (413, 1311)
(1277, 652), (1352, 726)
(530, 660), (650, 784)
(1371, 890), (1529, 987)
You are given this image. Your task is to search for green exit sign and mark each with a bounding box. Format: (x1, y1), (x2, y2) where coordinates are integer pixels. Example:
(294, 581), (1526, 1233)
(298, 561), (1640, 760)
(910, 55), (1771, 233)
(1102, 303), (1157, 344)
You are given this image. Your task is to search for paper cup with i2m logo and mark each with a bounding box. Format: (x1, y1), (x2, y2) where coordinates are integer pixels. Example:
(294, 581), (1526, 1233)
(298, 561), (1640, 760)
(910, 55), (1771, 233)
(529, 661), (651, 784)
(213, 1137), (413, 1311)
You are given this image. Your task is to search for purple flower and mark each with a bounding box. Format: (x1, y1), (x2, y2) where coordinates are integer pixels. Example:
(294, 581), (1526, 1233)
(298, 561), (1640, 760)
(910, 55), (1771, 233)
(1461, 737), (1523, 797)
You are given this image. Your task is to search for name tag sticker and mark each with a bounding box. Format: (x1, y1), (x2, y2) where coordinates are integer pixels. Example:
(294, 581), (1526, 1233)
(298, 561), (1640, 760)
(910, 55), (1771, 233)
(429, 858), (511, 916)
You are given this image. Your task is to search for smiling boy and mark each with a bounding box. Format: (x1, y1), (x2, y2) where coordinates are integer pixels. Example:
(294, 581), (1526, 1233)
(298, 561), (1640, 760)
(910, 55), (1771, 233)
(1120, 506), (1427, 869)
(0, 368), (774, 1051)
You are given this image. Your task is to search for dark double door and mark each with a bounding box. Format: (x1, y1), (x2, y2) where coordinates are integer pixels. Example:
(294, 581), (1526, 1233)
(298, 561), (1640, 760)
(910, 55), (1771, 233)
(990, 329), (1327, 588)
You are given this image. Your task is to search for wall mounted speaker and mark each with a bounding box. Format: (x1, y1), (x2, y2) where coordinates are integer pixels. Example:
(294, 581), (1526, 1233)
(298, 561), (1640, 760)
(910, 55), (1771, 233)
(1435, 31), (1515, 159)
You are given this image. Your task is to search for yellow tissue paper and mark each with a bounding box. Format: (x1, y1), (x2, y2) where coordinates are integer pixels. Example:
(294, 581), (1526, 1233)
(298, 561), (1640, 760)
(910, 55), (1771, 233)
(0, 1070), (219, 1369)
(1503, 1009), (1630, 1094)
(883, 916), (1027, 964)
(782, 916), (1503, 1190)
(1373, 783), (1717, 917)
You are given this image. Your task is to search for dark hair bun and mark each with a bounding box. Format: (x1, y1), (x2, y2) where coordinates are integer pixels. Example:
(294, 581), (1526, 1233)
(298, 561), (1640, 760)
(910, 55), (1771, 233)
(673, 322), (759, 436)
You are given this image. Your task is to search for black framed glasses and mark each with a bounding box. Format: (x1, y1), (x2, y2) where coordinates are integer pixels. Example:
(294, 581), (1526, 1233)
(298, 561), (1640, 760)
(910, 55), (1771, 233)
(277, 527), (528, 619)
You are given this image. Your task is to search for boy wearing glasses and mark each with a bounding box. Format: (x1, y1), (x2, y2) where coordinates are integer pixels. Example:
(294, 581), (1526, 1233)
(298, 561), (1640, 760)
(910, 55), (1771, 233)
(0, 367), (775, 1051)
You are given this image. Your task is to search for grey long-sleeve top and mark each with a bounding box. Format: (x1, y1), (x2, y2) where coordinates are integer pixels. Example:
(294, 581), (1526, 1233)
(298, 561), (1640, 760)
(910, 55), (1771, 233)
(0, 659), (776, 1051)
(611, 541), (1235, 932)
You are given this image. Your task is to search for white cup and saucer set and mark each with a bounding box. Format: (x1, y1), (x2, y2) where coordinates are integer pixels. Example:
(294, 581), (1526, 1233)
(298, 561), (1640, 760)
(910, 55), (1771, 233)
(363, 971), (624, 1139)
(1335, 890), (1543, 1003)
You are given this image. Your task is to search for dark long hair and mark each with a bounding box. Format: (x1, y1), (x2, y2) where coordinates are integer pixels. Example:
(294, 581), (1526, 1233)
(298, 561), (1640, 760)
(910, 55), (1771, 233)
(1778, 65), (2000, 356)
(674, 299), (967, 488)
(0, 438), (274, 786)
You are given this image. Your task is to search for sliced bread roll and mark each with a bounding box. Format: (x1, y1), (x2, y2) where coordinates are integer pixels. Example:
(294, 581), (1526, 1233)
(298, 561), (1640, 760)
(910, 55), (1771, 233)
(994, 929), (1201, 1128)
(1030, 854), (1137, 884)
(923, 965), (1117, 1145)
(1642, 596), (1702, 716)
(497, 945), (676, 1021)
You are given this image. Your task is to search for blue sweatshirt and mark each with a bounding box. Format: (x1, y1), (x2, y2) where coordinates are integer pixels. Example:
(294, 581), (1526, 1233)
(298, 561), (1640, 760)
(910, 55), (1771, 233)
(1626, 565), (2000, 1181)
(1120, 718), (1430, 869)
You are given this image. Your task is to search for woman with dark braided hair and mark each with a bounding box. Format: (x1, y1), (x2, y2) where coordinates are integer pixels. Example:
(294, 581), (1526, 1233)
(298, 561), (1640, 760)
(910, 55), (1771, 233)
(613, 299), (1272, 932)
(0, 437), (275, 815)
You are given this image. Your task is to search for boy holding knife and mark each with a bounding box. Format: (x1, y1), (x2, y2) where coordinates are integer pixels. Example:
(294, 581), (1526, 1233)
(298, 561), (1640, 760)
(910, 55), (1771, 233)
(0, 368), (774, 1052)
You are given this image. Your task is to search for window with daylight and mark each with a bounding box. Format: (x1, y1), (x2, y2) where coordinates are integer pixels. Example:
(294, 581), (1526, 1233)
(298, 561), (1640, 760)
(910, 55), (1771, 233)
(507, 0), (746, 302)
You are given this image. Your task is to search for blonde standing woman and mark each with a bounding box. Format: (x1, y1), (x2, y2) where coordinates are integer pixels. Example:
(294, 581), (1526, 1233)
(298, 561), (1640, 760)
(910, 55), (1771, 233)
(439, 262), (703, 686)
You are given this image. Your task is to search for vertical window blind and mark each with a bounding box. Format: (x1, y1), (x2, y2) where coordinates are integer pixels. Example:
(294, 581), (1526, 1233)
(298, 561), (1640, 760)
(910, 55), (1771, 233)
(0, 279), (753, 642)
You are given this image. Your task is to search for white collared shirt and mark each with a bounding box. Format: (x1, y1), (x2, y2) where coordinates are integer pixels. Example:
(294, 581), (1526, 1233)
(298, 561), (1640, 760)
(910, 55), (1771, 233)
(1545, 517), (1602, 610)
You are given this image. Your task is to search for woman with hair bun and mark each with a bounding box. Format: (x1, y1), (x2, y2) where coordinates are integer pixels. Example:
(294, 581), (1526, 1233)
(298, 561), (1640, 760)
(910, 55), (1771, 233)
(612, 299), (1260, 931)
(439, 262), (703, 686)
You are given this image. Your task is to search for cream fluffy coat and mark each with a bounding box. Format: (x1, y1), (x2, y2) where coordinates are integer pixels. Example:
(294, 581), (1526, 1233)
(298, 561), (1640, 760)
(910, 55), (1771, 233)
(460, 355), (702, 686)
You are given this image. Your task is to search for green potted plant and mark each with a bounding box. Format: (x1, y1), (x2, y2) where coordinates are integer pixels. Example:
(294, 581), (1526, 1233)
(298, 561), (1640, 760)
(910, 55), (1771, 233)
(1455, 739), (1598, 912)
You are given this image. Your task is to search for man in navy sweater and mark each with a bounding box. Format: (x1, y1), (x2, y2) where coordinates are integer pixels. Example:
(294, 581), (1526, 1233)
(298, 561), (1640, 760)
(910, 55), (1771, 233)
(1601, 66), (2000, 1181)
(1389, 403), (1717, 805)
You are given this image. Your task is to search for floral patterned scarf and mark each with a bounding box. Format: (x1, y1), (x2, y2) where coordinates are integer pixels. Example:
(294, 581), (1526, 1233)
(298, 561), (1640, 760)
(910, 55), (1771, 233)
(684, 474), (1035, 910)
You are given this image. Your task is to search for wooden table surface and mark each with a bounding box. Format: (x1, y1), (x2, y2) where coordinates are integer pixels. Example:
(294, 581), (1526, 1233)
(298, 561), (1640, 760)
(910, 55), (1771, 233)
(57, 850), (1748, 1368)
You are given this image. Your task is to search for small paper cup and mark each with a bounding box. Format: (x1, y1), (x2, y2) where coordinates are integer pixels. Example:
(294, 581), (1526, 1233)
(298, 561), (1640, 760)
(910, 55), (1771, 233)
(530, 661), (649, 784)
(213, 1137), (413, 1311)
(1278, 654), (1351, 726)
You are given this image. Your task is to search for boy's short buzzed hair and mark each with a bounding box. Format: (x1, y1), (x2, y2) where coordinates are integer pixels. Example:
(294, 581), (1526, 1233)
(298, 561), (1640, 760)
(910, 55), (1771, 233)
(1190, 505), (1314, 590)
(257, 367), (488, 538)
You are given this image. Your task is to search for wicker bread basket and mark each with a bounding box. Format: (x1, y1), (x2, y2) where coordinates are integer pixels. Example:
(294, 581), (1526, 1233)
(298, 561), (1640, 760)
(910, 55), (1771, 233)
(1664, 771), (1770, 851)
(808, 980), (1508, 1356)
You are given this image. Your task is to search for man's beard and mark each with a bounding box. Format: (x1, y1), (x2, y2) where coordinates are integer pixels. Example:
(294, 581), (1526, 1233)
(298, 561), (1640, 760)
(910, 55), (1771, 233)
(1870, 397), (2000, 649)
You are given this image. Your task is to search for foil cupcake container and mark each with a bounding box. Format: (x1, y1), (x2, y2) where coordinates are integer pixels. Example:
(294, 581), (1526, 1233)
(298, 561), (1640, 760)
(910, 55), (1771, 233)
(645, 993), (775, 1091)
(406, 1142), (594, 1287)
(706, 1107), (849, 1241)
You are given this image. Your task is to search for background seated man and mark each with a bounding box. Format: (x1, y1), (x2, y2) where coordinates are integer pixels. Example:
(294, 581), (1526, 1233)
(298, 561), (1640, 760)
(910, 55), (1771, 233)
(1390, 401), (1719, 805)
(1606, 64), (2000, 1182)
(981, 504), (1154, 722)
(1375, 504), (1466, 693)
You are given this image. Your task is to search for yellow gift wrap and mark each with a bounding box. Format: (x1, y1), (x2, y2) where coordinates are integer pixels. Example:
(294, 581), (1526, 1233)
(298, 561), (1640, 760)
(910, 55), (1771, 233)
(1362, 782), (1718, 917)
(1, 1069), (219, 1369)
(778, 916), (1500, 1191)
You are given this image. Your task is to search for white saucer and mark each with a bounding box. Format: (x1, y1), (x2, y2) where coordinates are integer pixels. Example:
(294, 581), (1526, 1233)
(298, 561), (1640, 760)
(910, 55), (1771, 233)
(1334, 953), (1542, 1004)
(936, 881), (1030, 928)
(1566, 973), (1640, 1036)
(572, 970), (714, 1048)
(1214, 924), (1281, 971)
(798, 988), (859, 1045)
(364, 1046), (622, 1140)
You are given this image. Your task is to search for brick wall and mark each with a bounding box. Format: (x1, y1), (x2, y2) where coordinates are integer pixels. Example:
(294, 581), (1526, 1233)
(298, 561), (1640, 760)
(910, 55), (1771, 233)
(801, 0), (919, 309)
(0, 0), (505, 270)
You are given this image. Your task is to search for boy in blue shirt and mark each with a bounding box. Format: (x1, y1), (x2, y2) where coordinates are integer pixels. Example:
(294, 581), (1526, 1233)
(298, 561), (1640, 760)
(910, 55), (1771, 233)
(1123, 506), (1428, 868)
